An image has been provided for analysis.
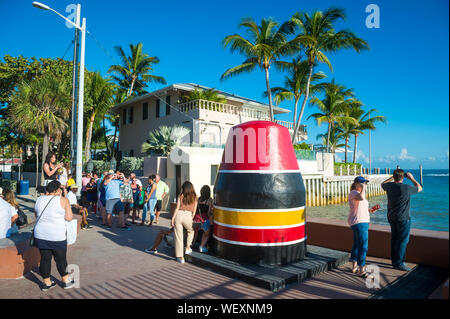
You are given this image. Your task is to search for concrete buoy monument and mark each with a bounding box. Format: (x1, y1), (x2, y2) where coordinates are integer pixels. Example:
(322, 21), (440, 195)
(213, 120), (306, 265)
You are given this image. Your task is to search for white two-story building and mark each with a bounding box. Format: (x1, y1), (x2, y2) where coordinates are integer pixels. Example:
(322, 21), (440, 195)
(111, 83), (307, 156)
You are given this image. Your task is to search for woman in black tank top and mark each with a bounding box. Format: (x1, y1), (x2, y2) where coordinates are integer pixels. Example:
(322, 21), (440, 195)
(43, 152), (62, 186)
(194, 185), (213, 253)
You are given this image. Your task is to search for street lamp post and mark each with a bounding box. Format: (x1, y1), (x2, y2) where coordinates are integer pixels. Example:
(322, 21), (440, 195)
(32, 2), (86, 194)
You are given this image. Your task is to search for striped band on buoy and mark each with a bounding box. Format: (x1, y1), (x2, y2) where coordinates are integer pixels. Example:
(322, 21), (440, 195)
(213, 120), (307, 265)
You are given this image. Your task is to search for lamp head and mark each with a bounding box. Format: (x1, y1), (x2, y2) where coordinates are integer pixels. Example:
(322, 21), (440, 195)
(32, 1), (50, 10)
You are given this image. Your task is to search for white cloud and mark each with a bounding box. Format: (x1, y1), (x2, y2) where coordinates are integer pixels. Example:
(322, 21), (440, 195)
(427, 157), (436, 161)
(398, 148), (415, 161)
(355, 150), (369, 163)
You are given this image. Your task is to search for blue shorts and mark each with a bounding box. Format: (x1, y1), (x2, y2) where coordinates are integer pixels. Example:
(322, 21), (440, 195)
(105, 199), (124, 215)
(202, 219), (211, 232)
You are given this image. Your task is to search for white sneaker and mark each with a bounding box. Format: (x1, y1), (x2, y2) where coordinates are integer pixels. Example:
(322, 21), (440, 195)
(176, 257), (185, 264)
(185, 248), (192, 255)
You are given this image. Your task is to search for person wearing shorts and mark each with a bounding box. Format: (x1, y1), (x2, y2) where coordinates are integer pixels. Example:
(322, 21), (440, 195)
(154, 175), (169, 224)
(103, 173), (129, 230)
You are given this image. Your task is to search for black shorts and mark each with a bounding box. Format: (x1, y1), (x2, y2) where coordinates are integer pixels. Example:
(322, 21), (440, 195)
(155, 200), (162, 212)
(71, 205), (81, 215)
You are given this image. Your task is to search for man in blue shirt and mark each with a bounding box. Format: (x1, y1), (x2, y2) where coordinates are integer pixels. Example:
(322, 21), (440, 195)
(382, 169), (422, 271)
(103, 172), (129, 230)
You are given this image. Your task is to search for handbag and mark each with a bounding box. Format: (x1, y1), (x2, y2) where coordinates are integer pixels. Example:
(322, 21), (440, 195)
(16, 208), (28, 227)
(29, 196), (56, 247)
(66, 219), (78, 245)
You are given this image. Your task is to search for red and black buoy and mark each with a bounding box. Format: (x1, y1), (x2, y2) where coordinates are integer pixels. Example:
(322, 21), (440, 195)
(213, 120), (306, 265)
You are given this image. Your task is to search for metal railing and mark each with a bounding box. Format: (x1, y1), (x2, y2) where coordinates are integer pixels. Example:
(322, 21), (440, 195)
(178, 99), (307, 135)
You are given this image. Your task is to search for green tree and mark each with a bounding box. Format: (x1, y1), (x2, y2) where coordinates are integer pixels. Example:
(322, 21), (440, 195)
(108, 42), (166, 97)
(316, 126), (346, 153)
(141, 125), (191, 156)
(350, 107), (386, 163)
(290, 7), (369, 142)
(265, 57), (326, 141)
(180, 88), (227, 104)
(84, 72), (114, 161)
(221, 17), (299, 122)
(307, 80), (357, 150)
(8, 75), (70, 184)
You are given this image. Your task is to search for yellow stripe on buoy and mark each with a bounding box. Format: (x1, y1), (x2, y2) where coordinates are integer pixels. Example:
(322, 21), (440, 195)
(213, 206), (305, 227)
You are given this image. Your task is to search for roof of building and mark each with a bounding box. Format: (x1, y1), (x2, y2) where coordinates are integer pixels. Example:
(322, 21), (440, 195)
(110, 83), (290, 114)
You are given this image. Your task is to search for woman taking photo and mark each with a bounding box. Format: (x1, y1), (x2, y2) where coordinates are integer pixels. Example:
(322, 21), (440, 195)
(141, 175), (157, 227)
(34, 181), (74, 291)
(43, 152), (63, 186)
(171, 181), (197, 264)
(348, 176), (380, 279)
(130, 176), (142, 225)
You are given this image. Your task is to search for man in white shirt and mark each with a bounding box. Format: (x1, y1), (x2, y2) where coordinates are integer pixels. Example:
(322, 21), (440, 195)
(0, 197), (13, 239)
(66, 185), (91, 229)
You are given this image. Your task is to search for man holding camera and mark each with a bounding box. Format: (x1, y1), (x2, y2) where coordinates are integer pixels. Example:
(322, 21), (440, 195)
(382, 169), (422, 271)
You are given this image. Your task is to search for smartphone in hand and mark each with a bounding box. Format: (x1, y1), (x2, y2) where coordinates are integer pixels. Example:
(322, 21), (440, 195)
(371, 204), (380, 213)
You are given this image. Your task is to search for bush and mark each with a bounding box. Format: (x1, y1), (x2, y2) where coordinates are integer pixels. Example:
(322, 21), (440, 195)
(118, 157), (144, 176)
(0, 179), (17, 192)
(334, 162), (362, 175)
(84, 160), (110, 174)
(293, 142), (312, 150)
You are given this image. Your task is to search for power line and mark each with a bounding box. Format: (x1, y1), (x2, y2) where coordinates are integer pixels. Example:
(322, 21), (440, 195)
(62, 40), (74, 60)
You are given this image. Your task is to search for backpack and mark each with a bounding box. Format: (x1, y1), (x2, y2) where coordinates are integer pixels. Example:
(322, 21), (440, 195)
(16, 208), (28, 227)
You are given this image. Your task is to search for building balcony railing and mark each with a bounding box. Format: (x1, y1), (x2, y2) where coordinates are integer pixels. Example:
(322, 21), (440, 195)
(178, 99), (307, 135)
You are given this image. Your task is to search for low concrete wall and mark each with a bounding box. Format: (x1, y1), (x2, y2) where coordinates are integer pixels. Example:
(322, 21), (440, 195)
(0, 215), (82, 279)
(306, 217), (449, 269)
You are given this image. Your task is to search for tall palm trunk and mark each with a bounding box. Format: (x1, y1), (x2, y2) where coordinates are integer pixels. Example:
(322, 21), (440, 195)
(326, 122), (331, 150)
(344, 136), (349, 163)
(102, 117), (110, 158)
(112, 119), (119, 160)
(127, 76), (137, 97)
(35, 143), (39, 193)
(292, 96), (300, 143)
(84, 112), (96, 162)
(41, 129), (49, 185)
(264, 66), (274, 122)
(353, 134), (358, 163)
(292, 64), (313, 143)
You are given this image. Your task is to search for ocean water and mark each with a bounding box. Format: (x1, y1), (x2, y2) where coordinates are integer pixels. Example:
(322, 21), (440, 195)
(307, 169), (449, 232)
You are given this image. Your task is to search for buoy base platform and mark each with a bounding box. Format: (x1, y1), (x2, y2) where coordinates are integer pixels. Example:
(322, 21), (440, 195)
(215, 240), (306, 266)
(184, 245), (349, 292)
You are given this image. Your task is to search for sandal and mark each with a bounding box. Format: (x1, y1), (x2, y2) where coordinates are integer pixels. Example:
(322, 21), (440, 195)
(351, 266), (359, 274)
(359, 272), (374, 280)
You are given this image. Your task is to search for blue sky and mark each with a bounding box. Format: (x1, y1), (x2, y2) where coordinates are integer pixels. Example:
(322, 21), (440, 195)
(1, 0), (448, 169)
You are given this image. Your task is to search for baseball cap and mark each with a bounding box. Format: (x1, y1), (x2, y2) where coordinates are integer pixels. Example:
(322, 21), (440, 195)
(108, 170), (115, 175)
(354, 176), (369, 184)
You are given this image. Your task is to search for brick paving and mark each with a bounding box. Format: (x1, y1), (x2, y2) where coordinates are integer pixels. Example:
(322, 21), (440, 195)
(0, 193), (419, 299)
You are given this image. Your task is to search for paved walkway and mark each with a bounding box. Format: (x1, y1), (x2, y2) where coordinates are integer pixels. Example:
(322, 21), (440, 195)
(0, 195), (422, 299)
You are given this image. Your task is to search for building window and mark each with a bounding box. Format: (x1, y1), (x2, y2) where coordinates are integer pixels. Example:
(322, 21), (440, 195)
(128, 106), (134, 124)
(143, 102), (148, 120)
(166, 96), (171, 115)
(122, 109), (126, 125)
(211, 165), (219, 185)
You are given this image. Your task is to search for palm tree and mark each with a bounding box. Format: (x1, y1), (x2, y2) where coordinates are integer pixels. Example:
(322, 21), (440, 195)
(265, 57), (326, 141)
(108, 42), (166, 97)
(350, 107), (386, 163)
(84, 72), (114, 161)
(221, 17), (299, 122)
(290, 7), (370, 142)
(8, 75), (70, 184)
(316, 125), (345, 152)
(180, 88), (227, 104)
(307, 80), (357, 150)
(141, 126), (191, 156)
(339, 100), (364, 163)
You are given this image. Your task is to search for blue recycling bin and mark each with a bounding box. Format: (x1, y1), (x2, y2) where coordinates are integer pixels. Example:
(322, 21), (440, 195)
(18, 180), (29, 195)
